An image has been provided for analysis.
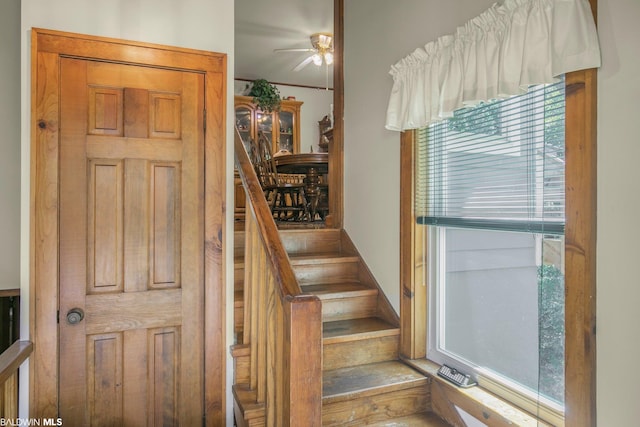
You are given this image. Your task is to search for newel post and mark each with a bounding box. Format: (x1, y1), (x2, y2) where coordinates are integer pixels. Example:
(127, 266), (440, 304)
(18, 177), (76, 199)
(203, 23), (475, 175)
(283, 296), (323, 426)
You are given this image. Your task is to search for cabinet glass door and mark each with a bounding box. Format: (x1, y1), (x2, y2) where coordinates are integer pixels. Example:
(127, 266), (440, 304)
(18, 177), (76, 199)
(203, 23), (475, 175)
(278, 110), (294, 153)
(235, 107), (252, 145)
(236, 107), (251, 157)
(256, 111), (273, 153)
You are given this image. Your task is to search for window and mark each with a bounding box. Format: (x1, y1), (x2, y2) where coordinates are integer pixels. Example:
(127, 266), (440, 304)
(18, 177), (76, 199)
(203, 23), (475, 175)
(416, 81), (566, 419)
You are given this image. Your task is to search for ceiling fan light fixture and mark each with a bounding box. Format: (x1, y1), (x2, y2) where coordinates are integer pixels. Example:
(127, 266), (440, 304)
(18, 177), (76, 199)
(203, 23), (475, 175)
(312, 53), (323, 66)
(324, 52), (334, 65)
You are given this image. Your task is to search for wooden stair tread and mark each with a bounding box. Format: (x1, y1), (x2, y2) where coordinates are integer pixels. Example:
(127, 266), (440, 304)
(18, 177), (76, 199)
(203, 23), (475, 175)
(289, 253), (359, 264)
(323, 361), (428, 402)
(301, 282), (376, 299)
(366, 412), (452, 427)
(279, 229), (341, 238)
(232, 384), (265, 419)
(323, 317), (399, 343)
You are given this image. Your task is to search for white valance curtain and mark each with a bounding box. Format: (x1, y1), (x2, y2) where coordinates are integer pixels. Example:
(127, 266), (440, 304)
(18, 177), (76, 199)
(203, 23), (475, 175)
(385, 0), (601, 131)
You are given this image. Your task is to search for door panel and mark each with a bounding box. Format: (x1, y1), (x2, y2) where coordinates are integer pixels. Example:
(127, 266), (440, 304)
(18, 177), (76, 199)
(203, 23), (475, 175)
(87, 332), (123, 425)
(87, 159), (124, 293)
(150, 162), (181, 288)
(88, 87), (123, 136)
(59, 57), (204, 425)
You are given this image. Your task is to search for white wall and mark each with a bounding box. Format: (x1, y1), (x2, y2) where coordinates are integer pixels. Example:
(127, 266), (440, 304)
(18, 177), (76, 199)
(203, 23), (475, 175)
(0, 0), (20, 291)
(595, 0), (640, 424)
(344, 0), (640, 424)
(234, 80), (334, 152)
(20, 1), (236, 424)
(343, 0), (494, 314)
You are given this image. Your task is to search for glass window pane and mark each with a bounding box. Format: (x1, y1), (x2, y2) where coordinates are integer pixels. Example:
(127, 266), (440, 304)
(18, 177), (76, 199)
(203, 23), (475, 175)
(436, 227), (564, 404)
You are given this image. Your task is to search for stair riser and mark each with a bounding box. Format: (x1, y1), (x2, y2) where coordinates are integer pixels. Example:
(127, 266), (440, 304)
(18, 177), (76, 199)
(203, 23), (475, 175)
(231, 345), (251, 384)
(280, 229), (342, 256)
(234, 300), (244, 334)
(322, 295), (378, 322)
(323, 335), (399, 371)
(233, 353), (250, 385)
(234, 231), (246, 258)
(322, 384), (431, 427)
(293, 261), (360, 285)
(235, 264), (245, 291)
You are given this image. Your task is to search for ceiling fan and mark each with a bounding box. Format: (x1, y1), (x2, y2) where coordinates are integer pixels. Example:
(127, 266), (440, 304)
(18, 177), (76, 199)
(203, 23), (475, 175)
(274, 33), (334, 72)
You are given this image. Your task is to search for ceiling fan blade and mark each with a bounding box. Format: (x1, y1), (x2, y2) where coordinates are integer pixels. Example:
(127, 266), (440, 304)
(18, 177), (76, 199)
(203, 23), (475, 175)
(293, 56), (313, 71)
(292, 56), (314, 72)
(274, 48), (316, 53)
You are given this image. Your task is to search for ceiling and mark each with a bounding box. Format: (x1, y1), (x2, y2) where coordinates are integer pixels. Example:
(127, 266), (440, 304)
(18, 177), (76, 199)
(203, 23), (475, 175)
(235, 0), (334, 89)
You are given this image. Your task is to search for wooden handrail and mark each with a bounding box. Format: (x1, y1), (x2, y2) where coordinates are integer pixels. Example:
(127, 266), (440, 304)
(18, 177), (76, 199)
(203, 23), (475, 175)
(0, 340), (33, 419)
(234, 128), (303, 299)
(234, 128), (323, 426)
(0, 341), (32, 387)
(0, 289), (20, 298)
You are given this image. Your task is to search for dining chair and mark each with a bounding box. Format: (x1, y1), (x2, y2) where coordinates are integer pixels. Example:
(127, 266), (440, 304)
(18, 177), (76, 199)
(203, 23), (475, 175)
(315, 178), (329, 220)
(254, 132), (308, 221)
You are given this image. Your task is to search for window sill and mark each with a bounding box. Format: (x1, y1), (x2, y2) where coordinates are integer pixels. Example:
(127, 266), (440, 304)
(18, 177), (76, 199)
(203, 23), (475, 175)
(402, 357), (554, 427)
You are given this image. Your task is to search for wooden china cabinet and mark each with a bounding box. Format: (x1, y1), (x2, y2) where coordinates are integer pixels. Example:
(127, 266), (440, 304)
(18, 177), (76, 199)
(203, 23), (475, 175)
(234, 95), (303, 154)
(234, 95), (303, 223)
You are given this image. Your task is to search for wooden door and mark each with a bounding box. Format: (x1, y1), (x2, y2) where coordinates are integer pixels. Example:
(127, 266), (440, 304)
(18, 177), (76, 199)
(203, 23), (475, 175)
(58, 57), (204, 425)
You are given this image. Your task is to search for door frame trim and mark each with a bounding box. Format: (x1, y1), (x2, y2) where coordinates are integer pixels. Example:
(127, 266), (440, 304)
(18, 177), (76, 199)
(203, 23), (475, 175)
(30, 28), (227, 424)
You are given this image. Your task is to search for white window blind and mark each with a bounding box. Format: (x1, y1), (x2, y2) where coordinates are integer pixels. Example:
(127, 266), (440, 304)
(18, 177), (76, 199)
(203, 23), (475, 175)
(416, 80), (565, 235)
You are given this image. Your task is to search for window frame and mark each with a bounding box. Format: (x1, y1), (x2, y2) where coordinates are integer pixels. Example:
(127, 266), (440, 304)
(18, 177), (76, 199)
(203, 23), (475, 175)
(399, 66), (597, 426)
(421, 81), (568, 415)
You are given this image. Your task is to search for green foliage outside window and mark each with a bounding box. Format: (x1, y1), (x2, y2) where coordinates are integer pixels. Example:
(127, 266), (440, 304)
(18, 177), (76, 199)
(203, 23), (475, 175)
(538, 263), (565, 404)
(448, 101), (502, 136)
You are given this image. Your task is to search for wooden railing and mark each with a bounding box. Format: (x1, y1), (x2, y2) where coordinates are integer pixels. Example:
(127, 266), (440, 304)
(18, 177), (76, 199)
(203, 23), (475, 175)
(234, 129), (323, 426)
(0, 340), (33, 419)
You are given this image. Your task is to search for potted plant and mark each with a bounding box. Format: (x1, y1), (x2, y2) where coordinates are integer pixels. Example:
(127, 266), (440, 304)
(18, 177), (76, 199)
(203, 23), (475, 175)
(248, 79), (281, 113)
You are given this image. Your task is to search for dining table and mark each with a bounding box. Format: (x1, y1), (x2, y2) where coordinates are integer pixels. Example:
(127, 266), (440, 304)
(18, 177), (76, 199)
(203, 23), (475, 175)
(273, 152), (328, 221)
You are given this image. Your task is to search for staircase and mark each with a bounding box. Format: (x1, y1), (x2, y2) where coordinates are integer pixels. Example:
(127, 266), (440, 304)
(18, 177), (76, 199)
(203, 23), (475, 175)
(233, 228), (451, 426)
